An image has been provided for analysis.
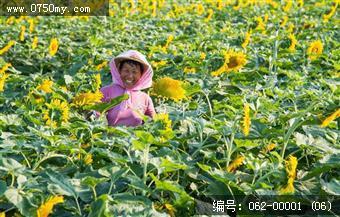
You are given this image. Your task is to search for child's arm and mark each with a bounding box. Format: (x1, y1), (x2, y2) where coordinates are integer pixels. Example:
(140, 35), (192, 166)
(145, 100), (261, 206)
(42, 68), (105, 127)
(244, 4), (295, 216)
(145, 96), (156, 118)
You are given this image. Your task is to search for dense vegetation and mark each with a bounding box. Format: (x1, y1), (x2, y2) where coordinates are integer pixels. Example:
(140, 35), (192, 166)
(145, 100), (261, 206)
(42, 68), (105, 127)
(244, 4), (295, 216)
(0, 0), (339, 216)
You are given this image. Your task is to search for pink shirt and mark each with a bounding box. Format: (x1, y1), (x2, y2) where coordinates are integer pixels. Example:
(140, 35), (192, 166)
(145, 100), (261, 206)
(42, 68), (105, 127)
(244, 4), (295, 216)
(100, 84), (155, 127)
(99, 50), (156, 127)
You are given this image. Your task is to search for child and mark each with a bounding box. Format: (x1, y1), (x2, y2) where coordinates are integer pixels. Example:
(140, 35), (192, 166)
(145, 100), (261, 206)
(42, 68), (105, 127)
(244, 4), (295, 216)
(99, 50), (156, 127)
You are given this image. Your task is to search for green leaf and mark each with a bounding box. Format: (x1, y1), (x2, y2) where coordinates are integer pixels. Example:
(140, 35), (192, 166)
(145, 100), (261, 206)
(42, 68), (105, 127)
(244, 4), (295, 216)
(295, 132), (338, 153)
(44, 169), (77, 197)
(92, 148), (128, 164)
(84, 94), (129, 113)
(135, 131), (155, 144)
(0, 114), (22, 126)
(108, 167), (128, 183)
(4, 188), (34, 216)
(302, 154), (340, 180)
(234, 139), (259, 148)
(160, 158), (188, 173)
(132, 140), (146, 151)
(0, 158), (25, 174)
(321, 179), (340, 195)
(197, 163), (211, 172)
(0, 180), (7, 196)
(48, 184), (75, 196)
(150, 174), (191, 202)
(182, 83), (201, 96)
(113, 193), (152, 206)
(126, 176), (149, 192)
(4, 188), (23, 208)
(88, 194), (112, 217)
(82, 176), (107, 188)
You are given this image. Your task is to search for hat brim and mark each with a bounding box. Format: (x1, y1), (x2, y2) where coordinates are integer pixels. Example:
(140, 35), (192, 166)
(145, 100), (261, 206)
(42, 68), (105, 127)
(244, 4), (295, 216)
(114, 57), (149, 73)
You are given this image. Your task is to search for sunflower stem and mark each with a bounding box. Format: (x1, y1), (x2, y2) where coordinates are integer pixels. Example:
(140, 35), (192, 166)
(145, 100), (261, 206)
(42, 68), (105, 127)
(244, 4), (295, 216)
(201, 90), (213, 118)
(142, 143), (150, 196)
(74, 196), (82, 216)
(10, 173), (15, 187)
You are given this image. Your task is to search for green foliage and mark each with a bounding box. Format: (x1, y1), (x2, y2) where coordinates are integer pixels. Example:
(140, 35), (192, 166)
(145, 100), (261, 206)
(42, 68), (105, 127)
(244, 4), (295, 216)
(0, 0), (339, 216)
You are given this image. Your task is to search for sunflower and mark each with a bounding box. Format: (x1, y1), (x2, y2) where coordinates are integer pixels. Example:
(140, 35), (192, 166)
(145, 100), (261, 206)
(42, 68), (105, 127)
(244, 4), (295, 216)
(154, 113), (172, 131)
(241, 31), (251, 48)
(279, 181), (295, 194)
(37, 79), (53, 93)
(212, 50), (247, 76)
(279, 155), (297, 194)
(49, 38), (58, 56)
(152, 1), (157, 17)
(288, 34), (297, 52)
(287, 23), (295, 33)
(183, 67), (196, 74)
(152, 77), (186, 102)
(72, 91), (103, 107)
(297, 0), (304, 7)
(93, 73), (101, 90)
(227, 155), (245, 172)
(154, 113), (173, 142)
(242, 103), (251, 136)
(37, 196), (64, 217)
(154, 202), (177, 217)
(196, 3), (204, 15)
(164, 34), (174, 49)
(6, 16), (15, 25)
(320, 108), (340, 128)
(84, 153), (93, 165)
(0, 73), (9, 92)
(204, 9), (214, 22)
(323, 3), (337, 22)
(280, 16), (289, 27)
(200, 52), (206, 60)
(95, 61), (107, 71)
(262, 143), (276, 153)
(0, 40), (15, 55)
(43, 99), (69, 127)
(283, 0), (292, 12)
(28, 18), (35, 33)
(0, 63), (11, 74)
(151, 60), (167, 69)
(307, 40), (323, 60)
(19, 26), (26, 41)
(255, 17), (266, 32)
(32, 36), (38, 49)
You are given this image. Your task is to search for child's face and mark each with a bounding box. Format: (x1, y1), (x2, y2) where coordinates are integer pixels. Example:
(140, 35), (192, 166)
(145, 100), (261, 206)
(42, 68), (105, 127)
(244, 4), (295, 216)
(119, 63), (142, 88)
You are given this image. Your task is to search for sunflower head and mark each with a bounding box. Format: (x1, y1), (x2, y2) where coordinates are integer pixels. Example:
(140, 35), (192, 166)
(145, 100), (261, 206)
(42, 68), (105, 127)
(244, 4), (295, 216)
(0, 73), (9, 92)
(72, 91), (103, 107)
(196, 3), (204, 15)
(37, 195), (64, 217)
(211, 50), (247, 76)
(93, 74), (102, 90)
(224, 50), (247, 72)
(307, 40), (323, 60)
(154, 113), (172, 130)
(49, 38), (59, 56)
(43, 99), (69, 127)
(227, 155), (245, 172)
(152, 77), (186, 102)
(37, 79), (54, 93)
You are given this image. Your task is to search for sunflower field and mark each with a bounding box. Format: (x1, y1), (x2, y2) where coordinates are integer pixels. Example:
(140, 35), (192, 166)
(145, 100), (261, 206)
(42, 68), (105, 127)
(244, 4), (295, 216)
(0, 0), (339, 216)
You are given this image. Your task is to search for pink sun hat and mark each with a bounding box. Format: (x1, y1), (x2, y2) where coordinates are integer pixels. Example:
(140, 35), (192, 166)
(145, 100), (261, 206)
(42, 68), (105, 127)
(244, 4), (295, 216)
(113, 50), (150, 74)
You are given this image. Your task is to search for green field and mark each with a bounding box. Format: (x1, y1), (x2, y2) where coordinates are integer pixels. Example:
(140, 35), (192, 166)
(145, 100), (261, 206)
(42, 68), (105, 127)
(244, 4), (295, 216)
(0, 0), (339, 216)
